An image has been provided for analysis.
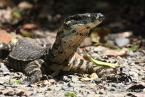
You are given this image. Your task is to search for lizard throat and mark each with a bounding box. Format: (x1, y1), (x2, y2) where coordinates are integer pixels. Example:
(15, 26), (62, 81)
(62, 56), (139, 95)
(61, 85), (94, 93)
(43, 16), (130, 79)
(49, 27), (90, 64)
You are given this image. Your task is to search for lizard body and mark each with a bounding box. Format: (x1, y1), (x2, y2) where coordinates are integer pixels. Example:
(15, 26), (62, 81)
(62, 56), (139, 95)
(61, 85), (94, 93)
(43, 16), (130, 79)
(0, 13), (105, 82)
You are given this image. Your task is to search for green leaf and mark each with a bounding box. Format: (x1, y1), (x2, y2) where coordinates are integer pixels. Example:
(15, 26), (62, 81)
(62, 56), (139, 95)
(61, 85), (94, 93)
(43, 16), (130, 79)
(15, 79), (21, 84)
(65, 91), (77, 97)
(128, 44), (139, 52)
(12, 9), (22, 19)
(9, 79), (21, 85)
(85, 52), (119, 68)
(21, 31), (33, 37)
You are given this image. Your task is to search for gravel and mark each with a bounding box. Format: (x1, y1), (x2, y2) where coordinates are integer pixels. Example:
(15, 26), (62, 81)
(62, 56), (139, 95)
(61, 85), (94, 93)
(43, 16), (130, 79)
(0, 38), (145, 97)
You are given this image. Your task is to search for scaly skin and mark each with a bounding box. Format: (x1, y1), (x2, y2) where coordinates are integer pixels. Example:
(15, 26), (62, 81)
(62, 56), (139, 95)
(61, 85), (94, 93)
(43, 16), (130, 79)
(0, 13), (105, 82)
(46, 13), (104, 74)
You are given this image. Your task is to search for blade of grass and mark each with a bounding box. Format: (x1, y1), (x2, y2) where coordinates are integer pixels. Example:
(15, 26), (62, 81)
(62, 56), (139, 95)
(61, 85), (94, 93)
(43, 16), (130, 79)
(84, 50), (119, 68)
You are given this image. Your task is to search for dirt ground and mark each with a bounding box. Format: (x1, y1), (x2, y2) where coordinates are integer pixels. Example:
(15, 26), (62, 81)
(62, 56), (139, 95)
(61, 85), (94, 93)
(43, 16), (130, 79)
(0, 0), (145, 97)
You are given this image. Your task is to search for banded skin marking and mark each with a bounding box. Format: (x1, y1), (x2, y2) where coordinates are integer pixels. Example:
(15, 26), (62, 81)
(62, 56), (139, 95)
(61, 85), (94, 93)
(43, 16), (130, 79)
(1, 13), (104, 83)
(24, 59), (44, 82)
(62, 48), (104, 75)
(47, 13), (105, 74)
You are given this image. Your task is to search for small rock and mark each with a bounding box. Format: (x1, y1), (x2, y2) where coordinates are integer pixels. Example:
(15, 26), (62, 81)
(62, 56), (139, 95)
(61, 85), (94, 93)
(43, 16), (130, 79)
(16, 91), (25, 96)
(115, 37), (130, 47)
(63, 76), (70, 82)
(67, 83), (74, 87)
(0, 63), (10, 74)
(127, 84), (145, 92)
(71, 76), (79, 82)
(4, 90), (15, 96)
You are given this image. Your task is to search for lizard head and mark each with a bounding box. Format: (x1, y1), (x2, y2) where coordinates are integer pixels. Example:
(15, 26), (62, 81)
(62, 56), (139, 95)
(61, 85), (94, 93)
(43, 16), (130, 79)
(64, 13), (105, 32)
(49, 13), (104, 64)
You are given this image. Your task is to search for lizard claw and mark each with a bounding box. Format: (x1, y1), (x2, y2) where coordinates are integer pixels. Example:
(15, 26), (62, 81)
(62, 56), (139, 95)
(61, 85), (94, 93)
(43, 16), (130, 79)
(26, 71), (42, 83)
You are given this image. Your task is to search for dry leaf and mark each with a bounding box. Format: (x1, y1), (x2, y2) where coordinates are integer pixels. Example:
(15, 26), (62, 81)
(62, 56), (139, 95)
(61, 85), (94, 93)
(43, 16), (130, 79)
(80, 73), (98, 81)
(18, 1), (33, 9)
(0, 29), (12, 43)
(22, 23), (38, 30)
(103, 48), (128, 57)
(91, 27), (111, 43)
(117, 31), (133, 38)
(0, 0), (13, 8)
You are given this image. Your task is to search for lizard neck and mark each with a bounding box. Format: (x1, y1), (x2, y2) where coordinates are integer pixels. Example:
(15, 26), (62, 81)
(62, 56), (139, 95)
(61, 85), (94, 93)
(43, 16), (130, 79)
(49, 26), (90, 64)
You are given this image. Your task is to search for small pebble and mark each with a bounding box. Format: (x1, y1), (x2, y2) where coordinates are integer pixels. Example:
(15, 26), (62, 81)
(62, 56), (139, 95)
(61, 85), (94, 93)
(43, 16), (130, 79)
(115, 37), (130, 47)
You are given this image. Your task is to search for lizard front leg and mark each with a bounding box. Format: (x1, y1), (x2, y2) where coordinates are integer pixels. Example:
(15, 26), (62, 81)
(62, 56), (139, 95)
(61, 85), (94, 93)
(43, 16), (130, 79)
(24, 59), (44, 83)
